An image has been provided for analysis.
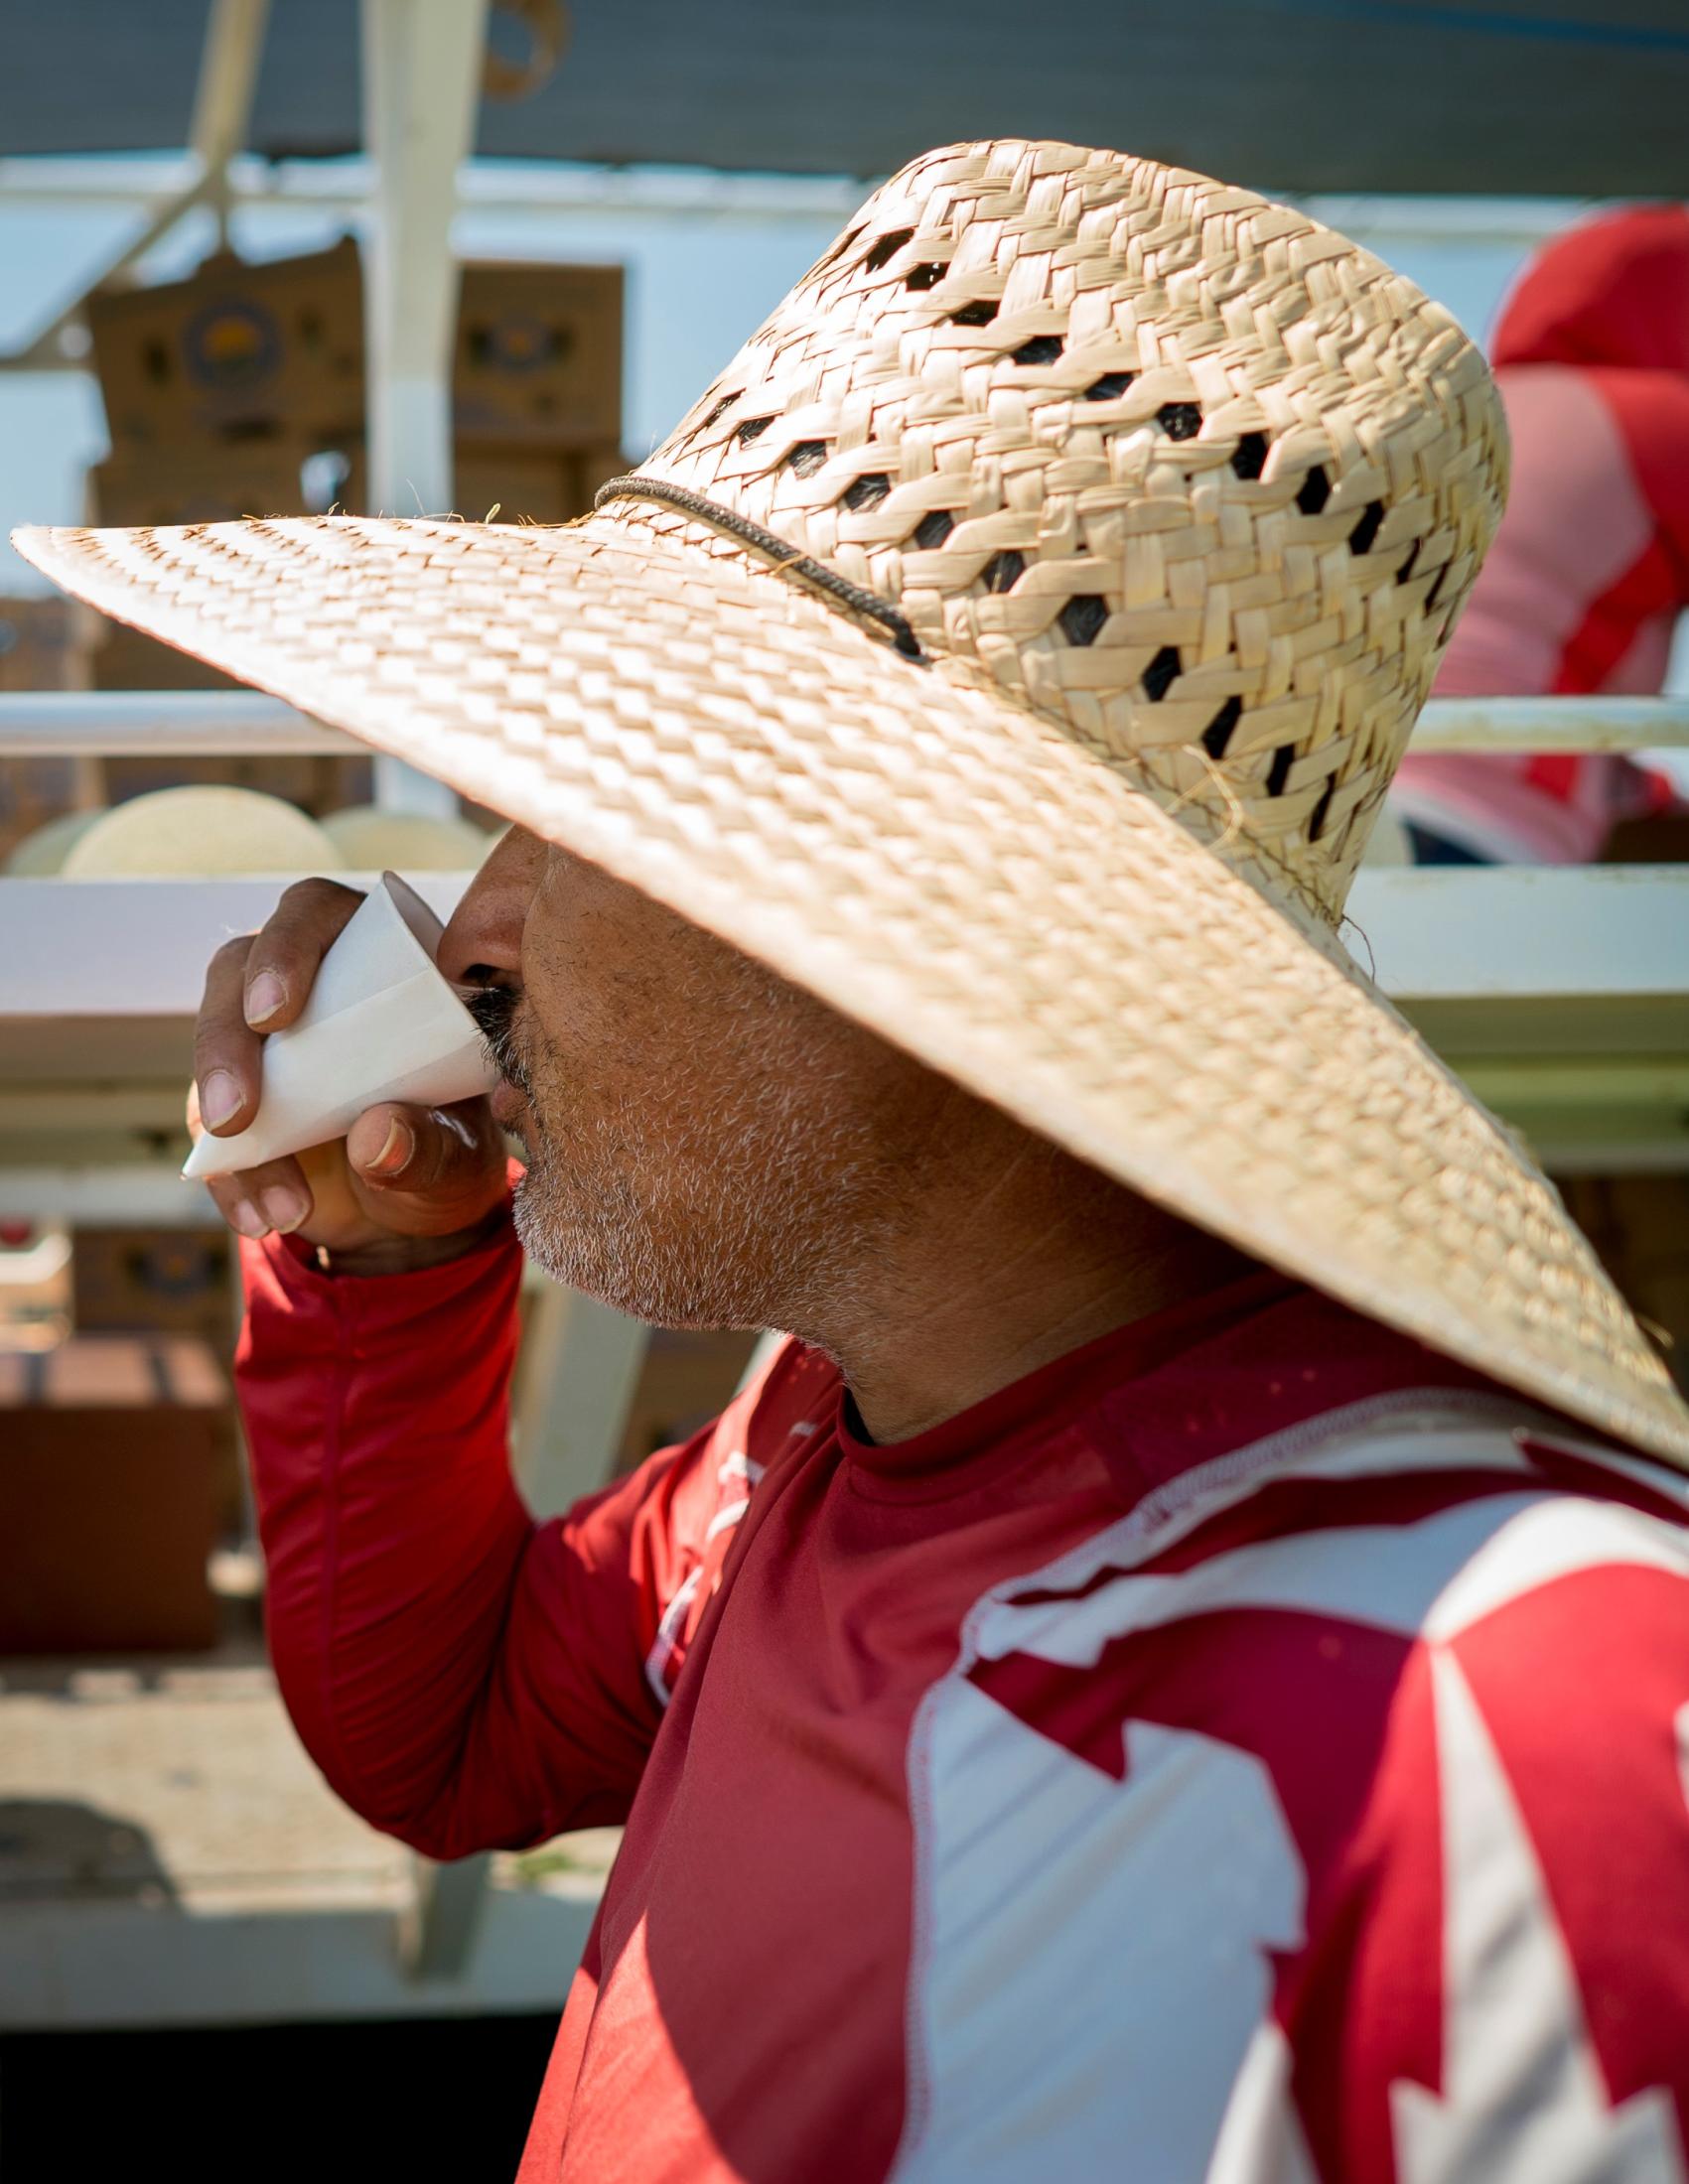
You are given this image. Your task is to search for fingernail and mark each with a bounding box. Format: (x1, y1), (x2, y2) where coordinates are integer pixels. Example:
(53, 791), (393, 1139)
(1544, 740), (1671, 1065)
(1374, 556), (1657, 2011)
(201, 1069), (243, 1131)
(229, 1200), (270, 1241)
(245, 971), (286, 1025)
(258, 1185), (307, 1234)
(366, 1116), (414, 1177)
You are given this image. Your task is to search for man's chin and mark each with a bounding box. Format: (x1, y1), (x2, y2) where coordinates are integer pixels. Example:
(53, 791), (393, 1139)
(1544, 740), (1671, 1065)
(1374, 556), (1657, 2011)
(509, 1167), (747, 1332)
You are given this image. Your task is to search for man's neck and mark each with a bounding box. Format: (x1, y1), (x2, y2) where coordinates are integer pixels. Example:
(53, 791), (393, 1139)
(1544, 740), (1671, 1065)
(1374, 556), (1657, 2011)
(793, 1130), (1255, 1444)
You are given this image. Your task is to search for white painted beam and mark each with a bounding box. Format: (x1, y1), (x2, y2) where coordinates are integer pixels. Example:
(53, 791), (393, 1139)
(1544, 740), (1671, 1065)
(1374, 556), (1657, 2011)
(4, 691), (1689, 761)
(1408, 695), (1689, 752)
(0, 691), (355, 756)
(0, 876), (465, 1018)
(0, 1882), (599, 2030)
(0, 1166), (213, 1224)
(1343, 865), (1689, 1003)
(0, 158), (1589, 247)
(512, 1284), (650, 1520)
(360, 0), (490, 818)
(5, 865), (1686, 1023)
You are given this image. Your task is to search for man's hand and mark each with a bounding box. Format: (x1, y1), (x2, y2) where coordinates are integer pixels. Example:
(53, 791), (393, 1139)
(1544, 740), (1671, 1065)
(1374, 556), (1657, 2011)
(191, 877), (508, 1271)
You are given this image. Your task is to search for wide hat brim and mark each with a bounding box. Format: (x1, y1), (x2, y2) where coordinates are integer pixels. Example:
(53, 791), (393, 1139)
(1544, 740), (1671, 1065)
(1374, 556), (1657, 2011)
(16, 506), (1689, 1468)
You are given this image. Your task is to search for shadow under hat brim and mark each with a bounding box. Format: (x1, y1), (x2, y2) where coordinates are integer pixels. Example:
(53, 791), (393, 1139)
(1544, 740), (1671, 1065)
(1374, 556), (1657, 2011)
(15, 508), (1689, 1469)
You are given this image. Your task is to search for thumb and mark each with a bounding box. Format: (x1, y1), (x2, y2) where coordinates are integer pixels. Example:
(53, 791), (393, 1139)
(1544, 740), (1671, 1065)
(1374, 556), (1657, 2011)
(345, 1099), (506, 1233)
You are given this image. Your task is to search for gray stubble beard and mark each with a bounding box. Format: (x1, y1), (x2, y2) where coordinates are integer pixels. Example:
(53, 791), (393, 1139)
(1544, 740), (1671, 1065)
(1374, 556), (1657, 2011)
(510, 1079), (884, 1339)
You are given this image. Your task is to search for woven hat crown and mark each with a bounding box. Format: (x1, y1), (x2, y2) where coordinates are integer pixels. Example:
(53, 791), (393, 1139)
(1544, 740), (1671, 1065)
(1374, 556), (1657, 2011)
(637, 139), (1508, 926)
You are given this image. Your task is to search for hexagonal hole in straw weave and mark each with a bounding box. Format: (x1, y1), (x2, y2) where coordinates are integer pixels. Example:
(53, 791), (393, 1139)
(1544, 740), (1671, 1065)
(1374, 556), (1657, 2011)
(1201, 697), (1242, 757)
(981, 550), (1027, 594)
(1230, 432), (1268, 479)
(1348, 501), (1385, 555)
(841, 473), (891, 512)
(1057, 595), (1108, 646)
(1142, 645), (1182, 700)
(862, 227), (914, 273)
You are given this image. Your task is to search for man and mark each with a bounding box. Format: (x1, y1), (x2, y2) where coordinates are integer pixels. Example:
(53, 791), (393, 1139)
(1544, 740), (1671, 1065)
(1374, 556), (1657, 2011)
(21, 140), (1689, 2181)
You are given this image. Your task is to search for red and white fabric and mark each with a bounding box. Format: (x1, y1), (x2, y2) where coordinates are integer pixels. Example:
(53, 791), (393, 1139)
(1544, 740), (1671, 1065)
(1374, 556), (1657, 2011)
(1391, 203), (1689, 864)
(236, 1212), (1689, 2181)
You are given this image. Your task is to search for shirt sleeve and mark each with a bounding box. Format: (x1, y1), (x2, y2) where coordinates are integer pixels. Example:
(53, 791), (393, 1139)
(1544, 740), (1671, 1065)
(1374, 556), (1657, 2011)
(1287, 1475), (1689, 2183)
(235, 1215), (776, 1860)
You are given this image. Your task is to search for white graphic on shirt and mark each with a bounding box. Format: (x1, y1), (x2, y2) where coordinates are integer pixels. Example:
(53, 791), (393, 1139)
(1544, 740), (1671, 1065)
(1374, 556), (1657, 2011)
(895, 1694), (1306, 2184)
(1390, 1650), (1687, 2183)
(1206, 2021), (1322, 2184)
(1678, 1702), (1689, 1821)
(894, 1419), (1689, 2184)
(643, 1566), (706, 1706)
(641, 1448), (768, 1706)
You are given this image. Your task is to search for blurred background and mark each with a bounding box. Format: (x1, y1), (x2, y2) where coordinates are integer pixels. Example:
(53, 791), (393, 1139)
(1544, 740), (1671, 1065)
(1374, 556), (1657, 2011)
(1, 2), (1687, 2175)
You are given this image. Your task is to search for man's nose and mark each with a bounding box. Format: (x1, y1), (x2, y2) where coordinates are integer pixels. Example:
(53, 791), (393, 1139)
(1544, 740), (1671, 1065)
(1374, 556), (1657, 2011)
(437, 824), (545, 988)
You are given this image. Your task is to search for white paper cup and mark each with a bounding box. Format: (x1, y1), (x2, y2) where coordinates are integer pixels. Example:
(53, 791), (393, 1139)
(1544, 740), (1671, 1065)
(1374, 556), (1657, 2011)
(183, 872), (499, 1180)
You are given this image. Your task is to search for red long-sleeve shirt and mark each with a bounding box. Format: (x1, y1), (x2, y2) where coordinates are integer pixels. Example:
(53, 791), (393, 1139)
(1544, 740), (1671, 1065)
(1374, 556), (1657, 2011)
(237, 1208), (1689, 2182)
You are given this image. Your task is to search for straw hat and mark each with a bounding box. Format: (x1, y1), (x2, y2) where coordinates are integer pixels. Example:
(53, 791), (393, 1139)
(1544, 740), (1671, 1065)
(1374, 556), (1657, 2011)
(17, 139), (1689, 1466)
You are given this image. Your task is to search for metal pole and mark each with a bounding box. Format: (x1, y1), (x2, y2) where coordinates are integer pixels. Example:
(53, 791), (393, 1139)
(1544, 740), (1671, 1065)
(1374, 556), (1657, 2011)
(0, 0), (271, 371)
(359, 0), (499, 1958)
(360, 0), (491, 817)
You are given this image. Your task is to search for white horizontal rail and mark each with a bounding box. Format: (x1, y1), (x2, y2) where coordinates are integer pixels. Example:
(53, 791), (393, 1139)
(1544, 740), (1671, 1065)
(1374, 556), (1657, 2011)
(0, 152), (867, 221)
(0, 690), (355, 754)
(0, 157), (1590, 246)
(1343, 865), (1689, 1001)
(0, 875), (464, 1016)
(1, 868), (1685, 1023)
(4, 690), (1689, 758)
(1409, 695), (1689, 752)
(0, 1165), (216, 1224)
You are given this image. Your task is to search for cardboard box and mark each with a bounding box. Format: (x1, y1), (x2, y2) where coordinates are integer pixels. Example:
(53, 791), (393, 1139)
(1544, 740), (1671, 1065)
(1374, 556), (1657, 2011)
(87, 441), (357, 530)
(87, 239), (364, 450)
(0, 600), (99, 865)
(454, 262), (623, 449)
(89, 244), (622, 457)
(452, 443), (631, 526)
(91, 742), (372, 818)
(84, 442), (358, 694)
(0, 596), (89, 693)
(1559, 1174), (1689, 1397)
(88, 629), (240, 694)
(454, 448), (578, 527)
(566, 441), (634, 511)
(0, 1336), (226, 1653)
(72, 1226), (232, 1346)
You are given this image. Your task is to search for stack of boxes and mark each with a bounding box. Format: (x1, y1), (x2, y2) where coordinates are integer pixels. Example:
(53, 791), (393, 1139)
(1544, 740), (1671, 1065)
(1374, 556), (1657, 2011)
(69, 237), (626, 811)
(0, 1336), (227, 1653)
(452, 259), (628, 522)
(0, 241), (637, 1655)
(83, 238), (628, 697)
(83, 238), (366, 696)
(0, 596), (97, 867)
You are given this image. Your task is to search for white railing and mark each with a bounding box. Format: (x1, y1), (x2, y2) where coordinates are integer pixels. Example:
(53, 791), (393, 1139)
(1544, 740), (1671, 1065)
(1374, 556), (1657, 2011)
(4, 687), (1689, 758)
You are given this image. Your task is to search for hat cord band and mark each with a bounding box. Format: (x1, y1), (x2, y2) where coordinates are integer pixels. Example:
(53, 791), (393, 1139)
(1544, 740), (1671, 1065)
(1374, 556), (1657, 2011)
(594, 474), (927, 664)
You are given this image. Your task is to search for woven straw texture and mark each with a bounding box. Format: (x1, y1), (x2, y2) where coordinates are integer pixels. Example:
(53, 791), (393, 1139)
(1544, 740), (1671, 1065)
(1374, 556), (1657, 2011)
(16, 138), (1689, 1467)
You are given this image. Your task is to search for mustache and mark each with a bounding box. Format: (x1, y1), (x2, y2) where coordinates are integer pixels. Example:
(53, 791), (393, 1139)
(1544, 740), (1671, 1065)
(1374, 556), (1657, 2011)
(463, 983), (534, 1096)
